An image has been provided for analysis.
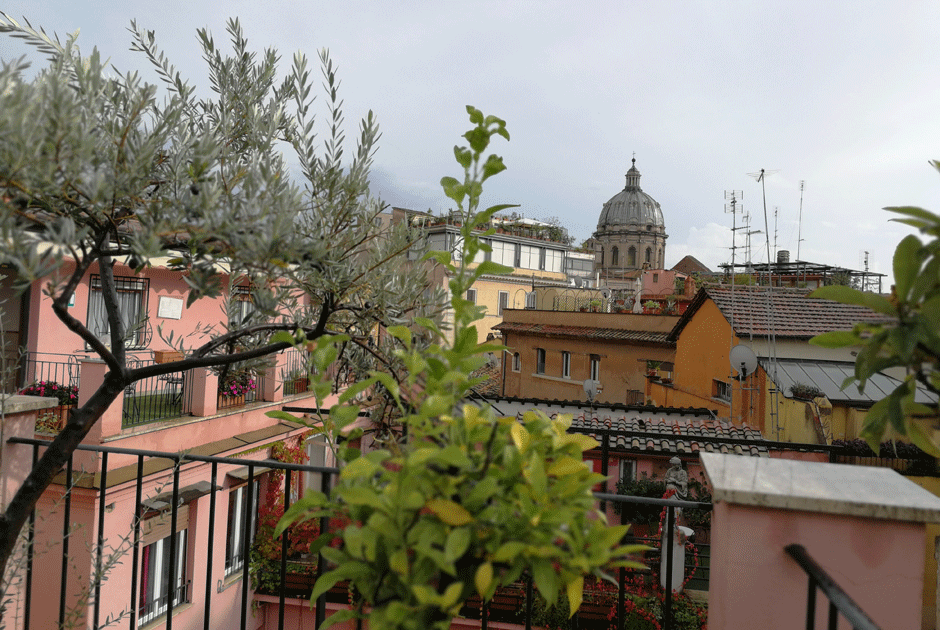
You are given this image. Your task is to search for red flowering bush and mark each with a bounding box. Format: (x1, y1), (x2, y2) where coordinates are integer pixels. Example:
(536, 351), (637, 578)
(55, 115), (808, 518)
(19, 380), (79, 406)
(250, 437), (320, 594)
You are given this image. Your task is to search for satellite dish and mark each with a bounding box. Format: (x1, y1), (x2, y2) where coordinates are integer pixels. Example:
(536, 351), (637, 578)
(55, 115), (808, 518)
(729, 345), (758, 379)
(601, 288), (611, 299)
(583, 379), (599, 402)
(574, 277), (583, 288)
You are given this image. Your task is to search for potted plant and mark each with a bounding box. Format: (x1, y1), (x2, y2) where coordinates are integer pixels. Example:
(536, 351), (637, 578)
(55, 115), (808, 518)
(218, 370), (257, 407)
(589, 299), (603, 312)
(19, 380), (79, 428)
(788, 382), (824, 401)
(643, 300), (660, 314)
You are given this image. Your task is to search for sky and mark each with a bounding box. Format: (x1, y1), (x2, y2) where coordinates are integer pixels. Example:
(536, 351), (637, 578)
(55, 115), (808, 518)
(2, 1), (939, 280)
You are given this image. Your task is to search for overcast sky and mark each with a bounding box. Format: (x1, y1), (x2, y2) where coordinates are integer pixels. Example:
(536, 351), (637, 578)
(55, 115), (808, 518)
(3, 1), (938, 280)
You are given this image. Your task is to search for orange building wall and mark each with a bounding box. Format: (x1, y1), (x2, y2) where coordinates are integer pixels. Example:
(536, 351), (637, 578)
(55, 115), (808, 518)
(647, 300), (736, 415)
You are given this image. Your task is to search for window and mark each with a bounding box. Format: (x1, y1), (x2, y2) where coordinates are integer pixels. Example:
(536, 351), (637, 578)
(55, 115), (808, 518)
(87, 275), (149, 348)
(490, 241), (515, 267)
(619, 459), (636, 484)
(653, 273), (659, 283)
(562, 352), (570, 378)
(305, 434), (328, 495)
(628, 247), (636, 267)
(138, 524), (188, 625)
(525, 292), (536, 309)
(600, 247), (604, 266)
(231, 285), (254, 327)
(518, 245), (540, 270)
(645, 248), (652, 264)
(225, 479), (260, 576)
(544, 249), (564, 273)
(498, 291), (509, 316)
(590, 354), (600, 382)
(714, 379), (731, 402)
(536, 348), (546, 374)
(466, 288), (477, 304)
(512, 352), (521, 372)
(611, 246), (619, 267)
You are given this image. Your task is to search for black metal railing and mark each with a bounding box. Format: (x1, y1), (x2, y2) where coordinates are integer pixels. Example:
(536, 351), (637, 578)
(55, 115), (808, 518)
(17, 352), (81, 392)
(280, 348), (311, 396)
(785, 544), (880, 630)
(123, 364), (193, 427)
(12, 435), (710, 630)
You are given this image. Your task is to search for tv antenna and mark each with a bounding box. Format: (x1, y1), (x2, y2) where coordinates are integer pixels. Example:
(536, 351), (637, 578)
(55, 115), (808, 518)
(796, 181), (805, 261)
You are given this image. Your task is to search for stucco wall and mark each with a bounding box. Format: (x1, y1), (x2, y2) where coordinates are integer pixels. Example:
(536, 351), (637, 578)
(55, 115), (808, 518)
(709, 502), (924, 630)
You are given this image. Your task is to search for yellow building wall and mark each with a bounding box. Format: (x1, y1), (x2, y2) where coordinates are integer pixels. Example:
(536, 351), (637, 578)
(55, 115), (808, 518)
(464, 269), (568, 341)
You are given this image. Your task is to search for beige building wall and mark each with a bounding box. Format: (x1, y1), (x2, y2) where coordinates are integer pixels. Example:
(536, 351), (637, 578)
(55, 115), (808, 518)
(499, 310), (677, 405)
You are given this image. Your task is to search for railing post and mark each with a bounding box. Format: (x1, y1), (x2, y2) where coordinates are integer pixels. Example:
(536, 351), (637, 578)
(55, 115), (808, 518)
(79, 358), (123, 440)
(185, 368), (218, 417)
(0, 396), (54, 630)
(263, 352), (286, 403)
(663, 506), (674, 630)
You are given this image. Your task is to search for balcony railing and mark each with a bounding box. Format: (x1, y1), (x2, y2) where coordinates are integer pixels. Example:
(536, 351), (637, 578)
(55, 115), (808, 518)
(785, 544), (880, 630)
(11, 435), (710, 630)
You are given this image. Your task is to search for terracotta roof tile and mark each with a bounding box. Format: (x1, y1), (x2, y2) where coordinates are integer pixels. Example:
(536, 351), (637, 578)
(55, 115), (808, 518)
(494, 322), (672, 345)
(568, 414), (769, 457)
(670, 286), (893, 341)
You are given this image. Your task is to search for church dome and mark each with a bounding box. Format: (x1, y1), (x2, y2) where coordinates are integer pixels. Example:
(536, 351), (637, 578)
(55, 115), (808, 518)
(596, 159), (665, 230)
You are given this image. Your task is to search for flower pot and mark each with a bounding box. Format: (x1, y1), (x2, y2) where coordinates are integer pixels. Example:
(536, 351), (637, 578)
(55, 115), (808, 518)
(218, 393), (246, 409)
(58, 404), (74, 429)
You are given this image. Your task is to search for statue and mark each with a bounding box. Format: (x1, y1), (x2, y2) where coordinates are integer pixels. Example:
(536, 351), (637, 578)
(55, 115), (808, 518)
(664, 456), (688, 499)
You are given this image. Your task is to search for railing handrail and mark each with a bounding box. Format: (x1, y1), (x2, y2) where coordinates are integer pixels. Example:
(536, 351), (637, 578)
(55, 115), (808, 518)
(784, 543), (881, 630)
(8, 436), (341, 475)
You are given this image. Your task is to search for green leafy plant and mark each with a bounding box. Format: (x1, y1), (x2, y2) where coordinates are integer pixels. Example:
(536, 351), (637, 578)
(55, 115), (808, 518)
(809, 167), (940, 455)
(272, 107), (648, 630)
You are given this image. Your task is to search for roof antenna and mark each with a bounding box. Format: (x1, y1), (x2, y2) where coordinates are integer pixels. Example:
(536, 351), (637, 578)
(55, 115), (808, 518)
(796, 181), (805, 261)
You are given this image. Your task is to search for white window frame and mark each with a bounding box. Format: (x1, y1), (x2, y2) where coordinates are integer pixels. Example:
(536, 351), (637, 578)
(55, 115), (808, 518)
(138, 529), (188, 626)
(525, 292), (536, 309)
(305, 434), (329, 495)
(590, 355), (600, 382)
(490, 241), (515, 267)
(562, 351), (570, 379)
(518, 245), (540, 270)
(225, 479), (260, 576)
(466, 288), (477, 305)
(536, 348), (546, 374)
(544, 248), (564, 273)
(714, 379), (731, 402)
(498, 291), (509, 316)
